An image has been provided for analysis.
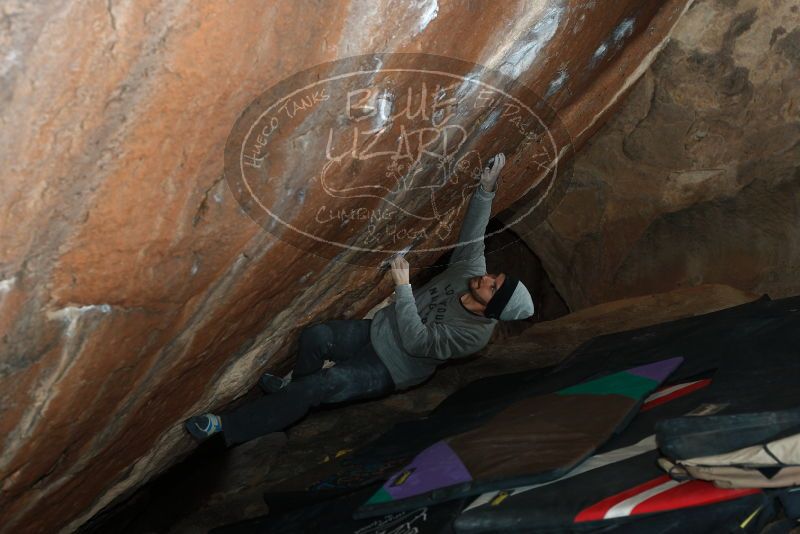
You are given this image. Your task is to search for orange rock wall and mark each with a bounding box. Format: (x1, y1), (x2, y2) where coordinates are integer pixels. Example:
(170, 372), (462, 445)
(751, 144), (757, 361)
(0, 1), (691, 531)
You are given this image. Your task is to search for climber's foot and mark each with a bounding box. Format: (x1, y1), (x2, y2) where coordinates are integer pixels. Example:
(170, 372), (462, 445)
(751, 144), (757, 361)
(259, 372), (289, 394)
(185, 413), (222, 442)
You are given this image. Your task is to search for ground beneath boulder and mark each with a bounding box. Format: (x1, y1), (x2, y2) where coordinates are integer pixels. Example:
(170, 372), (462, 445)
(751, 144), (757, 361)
(80, 283), (758, 533)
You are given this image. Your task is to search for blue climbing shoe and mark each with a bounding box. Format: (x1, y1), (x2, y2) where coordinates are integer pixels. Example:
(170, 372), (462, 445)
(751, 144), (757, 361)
(185, 413), (222, 442)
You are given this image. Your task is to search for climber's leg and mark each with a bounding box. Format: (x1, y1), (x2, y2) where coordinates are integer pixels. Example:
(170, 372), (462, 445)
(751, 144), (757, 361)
(220, 343), (393, 446)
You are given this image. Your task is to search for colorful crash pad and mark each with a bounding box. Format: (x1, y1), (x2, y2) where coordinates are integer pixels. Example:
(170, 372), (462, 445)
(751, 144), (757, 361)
(454, 375), (773, 533)
(355, 358), (682, 517)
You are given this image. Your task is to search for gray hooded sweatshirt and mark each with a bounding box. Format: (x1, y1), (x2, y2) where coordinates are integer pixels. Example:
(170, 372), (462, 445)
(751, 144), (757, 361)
(369, 185), (498, 390)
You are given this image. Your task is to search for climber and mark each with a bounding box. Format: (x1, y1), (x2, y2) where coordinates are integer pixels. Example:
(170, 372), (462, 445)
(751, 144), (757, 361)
(185, 152), (535, 446)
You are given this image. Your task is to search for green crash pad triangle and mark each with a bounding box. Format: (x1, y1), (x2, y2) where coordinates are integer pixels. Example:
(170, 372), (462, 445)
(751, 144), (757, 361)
(365, 486), (393, 505)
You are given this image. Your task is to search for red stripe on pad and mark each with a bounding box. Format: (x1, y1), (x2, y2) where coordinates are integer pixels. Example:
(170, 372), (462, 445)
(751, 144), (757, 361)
(575, 475), (761, 523)
(632, 480), (760, 515)
(575, 476), (673, 522)
(641, 379), (712, 411)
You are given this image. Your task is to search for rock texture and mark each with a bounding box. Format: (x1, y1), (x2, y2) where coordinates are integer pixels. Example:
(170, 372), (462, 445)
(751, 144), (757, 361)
(504, 0), (800, 309)
(0, 1), (692, 532)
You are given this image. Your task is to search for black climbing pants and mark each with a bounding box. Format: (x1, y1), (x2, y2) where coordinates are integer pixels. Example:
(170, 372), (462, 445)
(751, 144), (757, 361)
(221, 320), (395, 446)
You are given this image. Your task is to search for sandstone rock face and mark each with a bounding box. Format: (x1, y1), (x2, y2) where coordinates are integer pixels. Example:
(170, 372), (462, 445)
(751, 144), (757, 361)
(0, 1), (691, 531)
(505, 0), (800, 309)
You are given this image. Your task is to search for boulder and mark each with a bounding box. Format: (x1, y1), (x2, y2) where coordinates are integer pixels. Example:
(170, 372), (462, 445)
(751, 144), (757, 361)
(0, 1), (692, 531)
(504, 0), (800, 309)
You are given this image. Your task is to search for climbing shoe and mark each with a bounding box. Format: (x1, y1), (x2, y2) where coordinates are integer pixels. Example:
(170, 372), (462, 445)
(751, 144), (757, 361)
(184, 413), (222, 442)
(259, 372), (289, 394)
